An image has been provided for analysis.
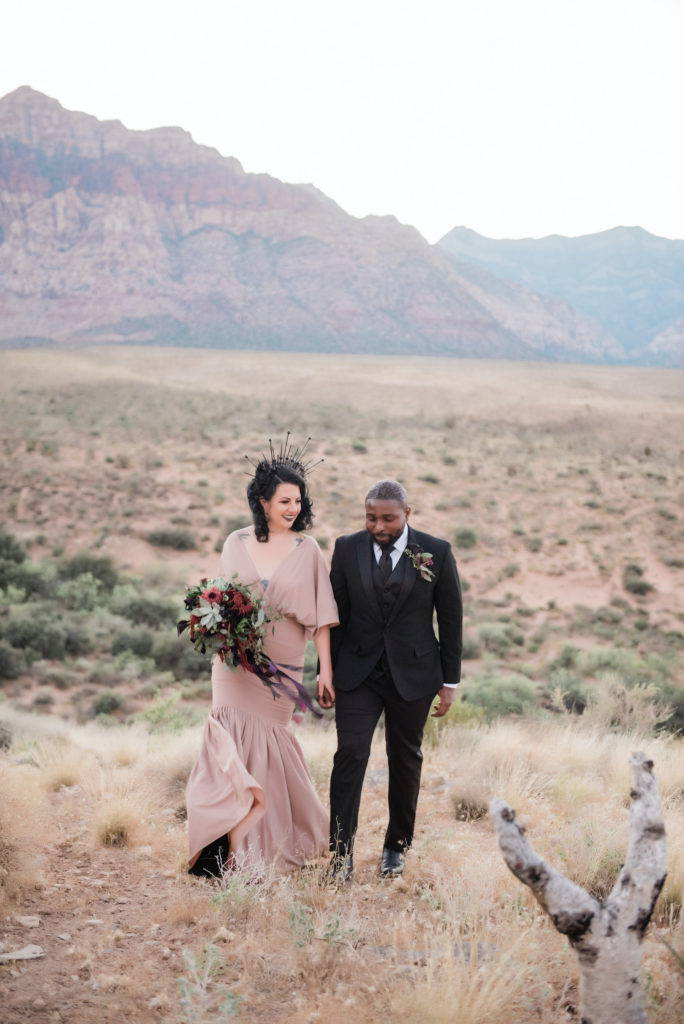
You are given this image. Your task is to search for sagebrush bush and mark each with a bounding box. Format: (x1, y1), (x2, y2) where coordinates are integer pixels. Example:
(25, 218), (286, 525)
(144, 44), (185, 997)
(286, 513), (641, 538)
(1, 605), (94, 662)
(59, 552), (119, 590)
(111, 626), (157, 658)
(108, 582), (177, 627)
(147, 528), (196, 550)
(0, 638), (26, 679)
(478, 621), (525, 656)
(151, 633), (207, 679)
(56, 571), (102, 610)
(0, 529), (27, 564)
(622, 562), (654, 596)
(462, 671), (537, 720)
(454, 527), (477, 549)
(93, 691), (125, 716)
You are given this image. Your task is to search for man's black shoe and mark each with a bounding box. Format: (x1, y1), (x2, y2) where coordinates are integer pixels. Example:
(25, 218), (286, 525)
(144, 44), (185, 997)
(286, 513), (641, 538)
(325, 854), (353, 884)
(380, 847), (405, 878)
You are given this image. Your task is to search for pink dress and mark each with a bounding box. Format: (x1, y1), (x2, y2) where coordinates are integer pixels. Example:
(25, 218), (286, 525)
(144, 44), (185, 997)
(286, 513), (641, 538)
(185, 529), (338, 872)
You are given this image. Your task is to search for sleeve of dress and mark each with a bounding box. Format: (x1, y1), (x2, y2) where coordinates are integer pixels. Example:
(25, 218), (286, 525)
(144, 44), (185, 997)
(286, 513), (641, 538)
(299, 540), (339, 639)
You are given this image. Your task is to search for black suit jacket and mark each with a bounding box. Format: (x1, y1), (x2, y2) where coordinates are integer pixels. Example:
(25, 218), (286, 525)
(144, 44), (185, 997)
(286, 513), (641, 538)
(330, 526), (463, 701)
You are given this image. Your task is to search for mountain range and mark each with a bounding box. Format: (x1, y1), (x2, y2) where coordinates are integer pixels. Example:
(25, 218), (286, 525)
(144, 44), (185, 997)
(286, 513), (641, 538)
(437, 226), (684, 366)
(0, 87), (681, 366)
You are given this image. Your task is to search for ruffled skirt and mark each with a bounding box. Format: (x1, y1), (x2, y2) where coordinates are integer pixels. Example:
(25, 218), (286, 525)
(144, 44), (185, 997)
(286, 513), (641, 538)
(186, 658), (328, 872)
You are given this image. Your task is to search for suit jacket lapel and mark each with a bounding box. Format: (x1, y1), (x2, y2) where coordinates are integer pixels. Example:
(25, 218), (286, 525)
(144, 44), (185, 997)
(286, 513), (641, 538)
(386, 528), (417, 625)
(356, 534), (382, 621)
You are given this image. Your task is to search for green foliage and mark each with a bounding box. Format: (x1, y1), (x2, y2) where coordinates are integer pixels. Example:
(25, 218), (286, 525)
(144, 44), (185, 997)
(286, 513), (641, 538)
(478, 621), (525, 656)
(0, 557), (55, 598)
(111, 626), (156, 658)
(461, 633), (482, 660)
(550, 644), (581, 670)
(423, 697), (486, 746)
(454, 527), (477, 549)
(322, 913), (359, 947)
(146, 528), (196, 550)
(150, 632), (208, 679)
(92, 691), (124, 716)
(137, 691), (200, 733)
(0, 639), (27, 679)
(0, 530), (26, 564)
(58, 552), (119, 590)
(178, 944), (241, 1023)
(0, 604), (93, 663)
(547, 669), (589, 713)
(462, 671), (537, 721)
(622, 562), (654, 596)
(577, 646), (675, 691)
(289, 901), (315, 948)
(108, 582), (177, 627)
(56, 572), (102, 611)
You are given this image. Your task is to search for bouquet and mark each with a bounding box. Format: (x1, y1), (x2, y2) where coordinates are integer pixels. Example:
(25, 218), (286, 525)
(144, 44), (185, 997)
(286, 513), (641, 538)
(177, 576), (320, 715)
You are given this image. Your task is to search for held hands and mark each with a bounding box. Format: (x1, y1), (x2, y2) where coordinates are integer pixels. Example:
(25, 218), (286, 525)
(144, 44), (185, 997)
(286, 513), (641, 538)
(431, 686), (457, 718)
(316, 674), (336, 710)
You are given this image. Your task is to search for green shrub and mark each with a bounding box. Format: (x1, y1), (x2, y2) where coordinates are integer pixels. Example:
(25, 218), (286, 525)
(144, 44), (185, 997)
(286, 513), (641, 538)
(112, 627), (157, 658)
(109, 583), (177, 627)
(462, 672), (537, 721)
(622, 562), (654, 596)
(56, 572), (102, 611)
(547, 669), (588, 713)
(524, 536), (543, 553)
(147, 529), (196, 550)
(151, 633), (207, 679)
(59, 552), (119, 590)
(0, 639), (27, 678)
(0, 605), (92, 662)
(0, 557), (55, 598)
(454, 528), (477, 549)
(551, 644), (581, 670)
(461, 634), (482, 660)
(478, 621), (525, 657)
(92, 691), (124, 716)
(0, 530), (26, 564)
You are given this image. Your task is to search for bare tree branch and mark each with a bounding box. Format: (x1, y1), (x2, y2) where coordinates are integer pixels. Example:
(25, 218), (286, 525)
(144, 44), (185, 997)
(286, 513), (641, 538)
(490, 752), (667, 1024)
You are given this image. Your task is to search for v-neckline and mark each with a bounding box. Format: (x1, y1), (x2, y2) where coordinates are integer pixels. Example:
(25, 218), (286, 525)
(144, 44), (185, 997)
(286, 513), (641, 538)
(242, 531), (302, 586)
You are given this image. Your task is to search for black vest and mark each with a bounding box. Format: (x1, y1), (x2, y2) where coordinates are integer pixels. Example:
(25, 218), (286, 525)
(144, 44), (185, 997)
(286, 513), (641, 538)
(371, 546), (407, 625)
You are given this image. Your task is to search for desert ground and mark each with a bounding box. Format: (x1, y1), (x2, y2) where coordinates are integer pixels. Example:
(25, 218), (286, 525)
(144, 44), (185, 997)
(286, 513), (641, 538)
(0, 346), (682, 1023)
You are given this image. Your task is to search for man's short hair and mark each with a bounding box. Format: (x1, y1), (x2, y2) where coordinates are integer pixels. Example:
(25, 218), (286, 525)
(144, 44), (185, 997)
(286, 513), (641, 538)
(365, 479), (408, 506)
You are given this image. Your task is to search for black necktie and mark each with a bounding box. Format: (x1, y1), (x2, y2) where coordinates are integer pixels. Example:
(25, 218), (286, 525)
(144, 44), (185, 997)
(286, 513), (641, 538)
(379, 544), (394, 584)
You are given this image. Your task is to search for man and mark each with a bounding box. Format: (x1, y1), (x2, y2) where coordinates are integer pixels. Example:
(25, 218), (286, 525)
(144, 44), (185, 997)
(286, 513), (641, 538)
(325, 479), (463, 881)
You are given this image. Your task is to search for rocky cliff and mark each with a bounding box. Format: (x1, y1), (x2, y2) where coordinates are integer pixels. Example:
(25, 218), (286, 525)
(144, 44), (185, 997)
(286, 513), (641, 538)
(0, 87), (622, 361)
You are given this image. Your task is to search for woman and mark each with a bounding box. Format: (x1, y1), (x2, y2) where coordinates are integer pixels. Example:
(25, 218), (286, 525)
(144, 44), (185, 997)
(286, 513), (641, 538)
(185, 446), (337, 877)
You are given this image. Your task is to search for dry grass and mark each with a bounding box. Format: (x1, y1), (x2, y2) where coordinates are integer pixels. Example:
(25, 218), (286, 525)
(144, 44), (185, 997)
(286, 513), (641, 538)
(3, 706), (682, 1022)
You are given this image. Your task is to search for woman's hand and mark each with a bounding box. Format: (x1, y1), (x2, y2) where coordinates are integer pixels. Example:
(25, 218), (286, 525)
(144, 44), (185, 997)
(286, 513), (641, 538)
(316, 674), (335, 709)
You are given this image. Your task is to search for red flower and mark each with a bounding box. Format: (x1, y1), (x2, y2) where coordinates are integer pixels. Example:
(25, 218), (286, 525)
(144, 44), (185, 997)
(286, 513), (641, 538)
(202, 587), (223, 603)
(232, 591), (253, 614)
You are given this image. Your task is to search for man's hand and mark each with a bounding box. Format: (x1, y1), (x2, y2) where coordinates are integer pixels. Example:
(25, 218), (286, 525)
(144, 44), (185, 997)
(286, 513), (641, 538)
(316, 676), (336, 710)
(431, 686), (457, 718)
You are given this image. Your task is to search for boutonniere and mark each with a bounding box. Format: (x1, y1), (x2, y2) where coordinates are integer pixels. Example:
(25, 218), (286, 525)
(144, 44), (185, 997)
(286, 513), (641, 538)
(404, 543), (435, 581)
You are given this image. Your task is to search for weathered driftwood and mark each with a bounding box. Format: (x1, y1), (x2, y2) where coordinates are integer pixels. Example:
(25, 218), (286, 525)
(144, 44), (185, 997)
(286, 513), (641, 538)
(490, 752), (666, 1024)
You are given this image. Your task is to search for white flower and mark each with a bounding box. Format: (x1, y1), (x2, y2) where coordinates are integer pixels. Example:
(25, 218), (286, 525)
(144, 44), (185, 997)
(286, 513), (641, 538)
(195, 598), (223, 630)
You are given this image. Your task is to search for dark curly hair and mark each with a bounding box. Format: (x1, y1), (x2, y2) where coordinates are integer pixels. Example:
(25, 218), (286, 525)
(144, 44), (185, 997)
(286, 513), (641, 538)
(246, 462), (314, 542)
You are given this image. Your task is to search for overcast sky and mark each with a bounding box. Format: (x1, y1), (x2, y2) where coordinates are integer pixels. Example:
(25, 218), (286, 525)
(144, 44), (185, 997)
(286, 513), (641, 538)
(3, 0), (683, 243)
